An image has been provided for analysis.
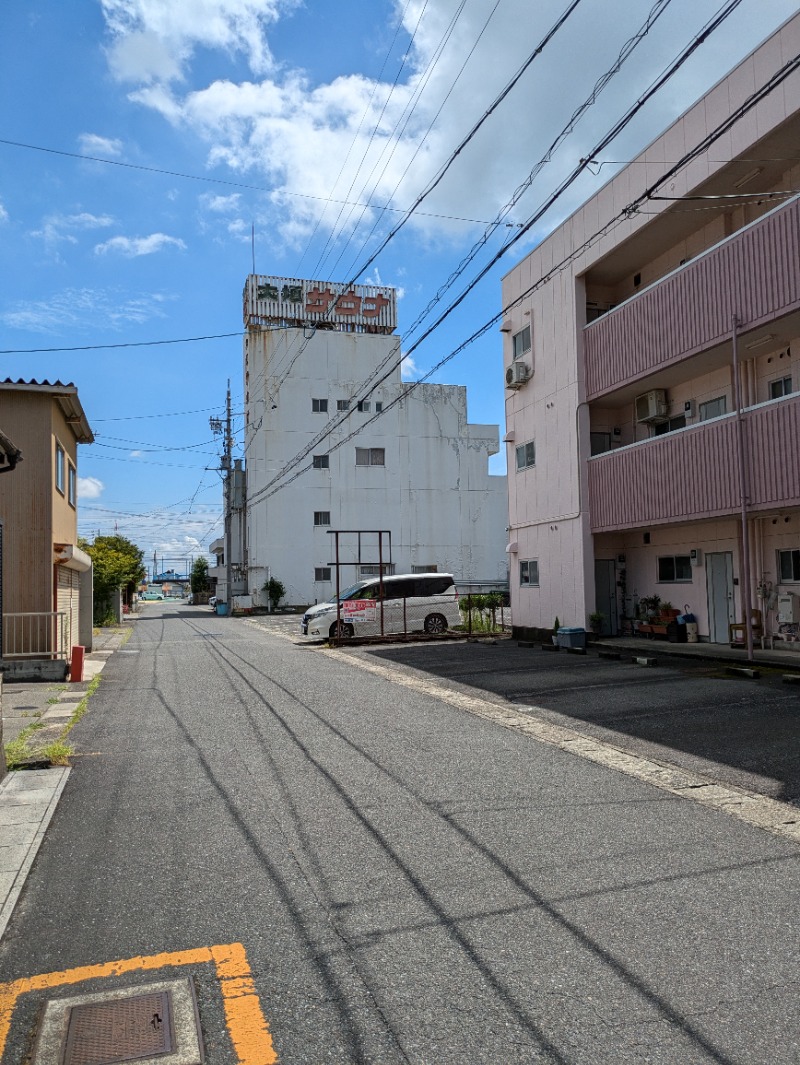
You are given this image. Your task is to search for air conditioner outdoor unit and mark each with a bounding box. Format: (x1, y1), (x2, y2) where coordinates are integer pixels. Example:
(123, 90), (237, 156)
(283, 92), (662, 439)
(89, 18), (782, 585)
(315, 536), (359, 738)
(506, 361), (531, 389)
(635, 388), (668, 423)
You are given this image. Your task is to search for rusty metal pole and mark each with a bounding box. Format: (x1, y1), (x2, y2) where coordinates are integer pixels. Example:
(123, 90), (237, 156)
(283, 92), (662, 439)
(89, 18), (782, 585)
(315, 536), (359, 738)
(334, 531), (341, 645)
(379, 532), (385, 637)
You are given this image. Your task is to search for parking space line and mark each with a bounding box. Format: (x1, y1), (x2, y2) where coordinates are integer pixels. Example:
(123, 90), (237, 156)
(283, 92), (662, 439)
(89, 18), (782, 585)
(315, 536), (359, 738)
(327, 647), (800, 846)
(0, 942), (277, 1064)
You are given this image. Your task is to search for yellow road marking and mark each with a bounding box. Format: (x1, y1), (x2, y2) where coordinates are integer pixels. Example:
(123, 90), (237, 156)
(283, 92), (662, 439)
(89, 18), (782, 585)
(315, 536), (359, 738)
(0, 942), (276, 1064)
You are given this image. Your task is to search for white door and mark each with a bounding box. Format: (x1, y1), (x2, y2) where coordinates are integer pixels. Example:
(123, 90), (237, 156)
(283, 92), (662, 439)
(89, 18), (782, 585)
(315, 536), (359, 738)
(706, 552), (734, 643)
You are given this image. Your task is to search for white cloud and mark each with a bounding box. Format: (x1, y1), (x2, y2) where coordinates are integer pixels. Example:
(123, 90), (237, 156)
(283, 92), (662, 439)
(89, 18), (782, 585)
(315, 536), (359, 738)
(0, 287), (174, 334)
(32, 211), (115, 248)
(0, 202), (8, 224)
(129, 450), (143, 458)
(200, 192), (242, 212)
(78, 133), (124, 157)
(77, 476), (104, 499)
(401, 354), (419, 381)
(94, 233), (187, 256)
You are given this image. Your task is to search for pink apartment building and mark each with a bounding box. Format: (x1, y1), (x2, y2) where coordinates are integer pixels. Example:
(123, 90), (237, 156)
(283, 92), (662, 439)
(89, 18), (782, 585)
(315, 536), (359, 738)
(502, 13), (800, 644)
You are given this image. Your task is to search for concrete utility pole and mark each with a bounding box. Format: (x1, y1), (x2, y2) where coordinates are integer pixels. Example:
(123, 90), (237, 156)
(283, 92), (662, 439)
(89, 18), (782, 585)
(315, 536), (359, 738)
(224, 381), (233, 615)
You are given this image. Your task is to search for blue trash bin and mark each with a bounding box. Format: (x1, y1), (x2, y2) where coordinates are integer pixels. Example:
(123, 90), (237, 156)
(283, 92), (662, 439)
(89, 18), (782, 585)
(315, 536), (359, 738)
(215, 601), (229, 616)
(556, 627), (586, 649)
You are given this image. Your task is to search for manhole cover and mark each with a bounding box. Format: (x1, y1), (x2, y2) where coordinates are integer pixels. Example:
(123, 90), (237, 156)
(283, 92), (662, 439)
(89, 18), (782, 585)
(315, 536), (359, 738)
(62, 991), (173, 1065)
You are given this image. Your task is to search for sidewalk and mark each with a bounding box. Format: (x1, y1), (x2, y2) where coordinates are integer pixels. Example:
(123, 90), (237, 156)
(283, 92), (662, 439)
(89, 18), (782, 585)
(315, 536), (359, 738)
(593, 633), (800, 671)
(0, 622), (132, 939)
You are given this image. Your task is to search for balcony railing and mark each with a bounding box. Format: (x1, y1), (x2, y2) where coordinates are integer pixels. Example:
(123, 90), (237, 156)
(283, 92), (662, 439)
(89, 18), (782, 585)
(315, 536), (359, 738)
(588, 394), (800, 532)
(584, 196), (800, 399)
(2, 612), (71, 660)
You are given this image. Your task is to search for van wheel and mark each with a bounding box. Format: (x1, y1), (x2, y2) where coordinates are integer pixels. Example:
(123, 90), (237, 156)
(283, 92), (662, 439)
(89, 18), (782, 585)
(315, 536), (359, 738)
(329, 621), (354, 639)
(424, 613), (448, 634)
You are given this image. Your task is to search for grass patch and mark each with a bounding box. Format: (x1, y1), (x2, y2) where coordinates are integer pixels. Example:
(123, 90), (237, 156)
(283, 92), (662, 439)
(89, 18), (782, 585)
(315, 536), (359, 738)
(41, 740), (73, 766)
(4, 675), (102, 769)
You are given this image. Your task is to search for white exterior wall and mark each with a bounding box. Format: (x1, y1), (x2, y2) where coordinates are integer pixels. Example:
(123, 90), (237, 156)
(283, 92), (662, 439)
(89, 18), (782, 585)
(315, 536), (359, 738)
(502, 12), (800, 634)
(245, 326), (508, 605)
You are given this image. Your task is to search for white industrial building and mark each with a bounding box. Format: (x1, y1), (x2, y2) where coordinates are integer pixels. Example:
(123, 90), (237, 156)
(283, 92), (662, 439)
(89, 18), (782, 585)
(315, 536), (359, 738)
(242, 275), (508, 606)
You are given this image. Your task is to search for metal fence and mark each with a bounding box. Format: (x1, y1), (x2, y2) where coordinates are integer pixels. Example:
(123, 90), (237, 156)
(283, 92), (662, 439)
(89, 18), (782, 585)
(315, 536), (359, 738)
(2, 612), (70, 659)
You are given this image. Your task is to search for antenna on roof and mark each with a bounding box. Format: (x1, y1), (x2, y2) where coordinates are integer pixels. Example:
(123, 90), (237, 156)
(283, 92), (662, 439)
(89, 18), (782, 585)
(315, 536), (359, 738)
(251, 222), (256, 276)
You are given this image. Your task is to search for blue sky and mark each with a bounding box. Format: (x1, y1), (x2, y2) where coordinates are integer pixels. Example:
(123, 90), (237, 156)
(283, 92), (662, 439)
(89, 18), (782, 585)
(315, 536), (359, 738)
(1, 0), (796, 567)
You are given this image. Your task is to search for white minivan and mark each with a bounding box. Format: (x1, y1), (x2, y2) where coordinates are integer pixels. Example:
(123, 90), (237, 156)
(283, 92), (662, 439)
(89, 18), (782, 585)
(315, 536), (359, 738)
(301, 573), (460, 639)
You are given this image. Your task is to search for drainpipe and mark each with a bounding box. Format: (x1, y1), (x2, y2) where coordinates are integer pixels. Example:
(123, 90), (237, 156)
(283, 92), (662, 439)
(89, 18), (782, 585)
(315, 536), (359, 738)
(732, 316), (754, 662)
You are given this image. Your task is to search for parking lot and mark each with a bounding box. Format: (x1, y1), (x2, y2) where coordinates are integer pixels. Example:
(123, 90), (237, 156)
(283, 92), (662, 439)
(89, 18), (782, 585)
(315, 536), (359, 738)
(364, 638), (800, 807)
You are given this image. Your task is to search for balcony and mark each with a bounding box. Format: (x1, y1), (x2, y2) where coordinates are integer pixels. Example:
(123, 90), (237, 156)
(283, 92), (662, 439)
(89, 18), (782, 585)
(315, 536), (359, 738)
(584, 197), (800, 399)
(588, 394), (800, 532)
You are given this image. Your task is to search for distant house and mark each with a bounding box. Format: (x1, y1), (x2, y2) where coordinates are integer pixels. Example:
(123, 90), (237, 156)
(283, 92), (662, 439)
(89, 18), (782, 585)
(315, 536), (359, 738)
(0, 380), (94, 672)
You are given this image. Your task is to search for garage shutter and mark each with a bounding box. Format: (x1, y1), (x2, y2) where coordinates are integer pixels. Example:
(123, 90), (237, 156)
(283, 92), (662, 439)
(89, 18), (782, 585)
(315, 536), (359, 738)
(56, 566), (80, 655)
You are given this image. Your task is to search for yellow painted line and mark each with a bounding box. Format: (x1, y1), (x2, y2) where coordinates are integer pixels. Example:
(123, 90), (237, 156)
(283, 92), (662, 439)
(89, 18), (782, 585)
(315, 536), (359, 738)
(0, 942), (277, 1064)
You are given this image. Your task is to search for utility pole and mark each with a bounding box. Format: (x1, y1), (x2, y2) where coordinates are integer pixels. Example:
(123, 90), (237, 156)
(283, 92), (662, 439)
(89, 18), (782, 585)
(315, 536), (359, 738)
(223, 381), (233, 615)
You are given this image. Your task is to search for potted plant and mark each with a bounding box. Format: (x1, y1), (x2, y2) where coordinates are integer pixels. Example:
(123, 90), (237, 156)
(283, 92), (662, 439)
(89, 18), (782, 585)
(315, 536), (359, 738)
(588, 611), (605, 635)
(638, 594), (661, 619)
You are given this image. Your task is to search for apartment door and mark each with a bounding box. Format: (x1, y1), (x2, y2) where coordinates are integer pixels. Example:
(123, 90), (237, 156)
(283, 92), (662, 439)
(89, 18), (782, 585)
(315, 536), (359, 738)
(594, 559), (619, 636)
(706, 552), (734, 643)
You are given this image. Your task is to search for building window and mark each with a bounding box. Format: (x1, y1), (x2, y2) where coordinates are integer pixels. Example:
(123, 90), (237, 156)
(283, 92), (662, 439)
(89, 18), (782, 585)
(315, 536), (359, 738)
(515, 441), (535, 470)
(658, 556), (692, 582)
(770, 377), (793, 399)
(337, 399), (350, 411)
(68, 464), (77, 507)
(314, 511), (330, 526)
(512, 325), (531, 359)
(357, 400), (371, 412)
(314, 567), (331, 582)
(355, 447), (385, 466)
(412, 564), (438, 573)
(359, 564), (395, 578)
(654, 415), (687, 436)
(519, 560), (539, 587)
(55, 442), (65, 494)
(699, 396), (727, 421)
(312, 455), (329, 469)
(778, 549), (800, 582)
(312, 398), (328, 413)
(375, 401), (383, 413)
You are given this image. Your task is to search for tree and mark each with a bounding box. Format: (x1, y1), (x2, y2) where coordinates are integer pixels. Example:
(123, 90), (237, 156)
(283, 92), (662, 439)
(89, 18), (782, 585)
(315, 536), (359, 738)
(264, 577), (285, 611)
(191, 557), (209, 595)
(79, 534), (146, 625)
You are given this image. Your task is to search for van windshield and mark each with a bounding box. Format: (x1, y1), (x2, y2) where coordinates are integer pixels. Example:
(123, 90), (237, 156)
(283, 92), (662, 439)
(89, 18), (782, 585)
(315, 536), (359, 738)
(337, 582), (371, 601)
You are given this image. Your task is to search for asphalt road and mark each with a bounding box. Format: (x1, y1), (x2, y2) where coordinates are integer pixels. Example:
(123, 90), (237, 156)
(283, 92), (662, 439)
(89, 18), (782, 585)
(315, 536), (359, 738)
(0, 604), (798, 1064)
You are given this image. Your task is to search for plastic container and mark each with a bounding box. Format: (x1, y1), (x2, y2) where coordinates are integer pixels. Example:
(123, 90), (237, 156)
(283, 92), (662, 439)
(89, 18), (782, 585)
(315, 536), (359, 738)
(556, 627), (586, 649)
(215, 601), (229, 616)
(685, 622), (699, 643)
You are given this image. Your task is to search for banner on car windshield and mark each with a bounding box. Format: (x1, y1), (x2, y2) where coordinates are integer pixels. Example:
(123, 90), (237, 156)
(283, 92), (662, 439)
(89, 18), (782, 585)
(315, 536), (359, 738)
(342, 600), (377, 623)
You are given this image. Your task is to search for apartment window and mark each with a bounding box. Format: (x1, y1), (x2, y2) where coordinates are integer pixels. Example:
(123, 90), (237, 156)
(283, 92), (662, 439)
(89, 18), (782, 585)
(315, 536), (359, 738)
(312, 398), (328, 413)
(314, 511), (331, 527)
(778, 549), (800, 582)
(658, 555), (692, 583)
(699, 396), (727, 421)
(770, 376), (794, 399)
(55, 442), (65, 494)
(357, 400), (371, 412)
(355, 447), (385, 466)
(512, 325), (531, 359)
(312, 455), (329, 469)
(337, 399), (351, 411)
(590, 433), (611, 456)
(68, 464), (77, 507)
(375, 401), (383, 413)
(515, 441), (535, 470)
(314, 567), (332, 582)
(654, 415), (687, 436)
(519, 560), (539, 587)
(412, 564), (438, 573)
(359, 564), (395, 578)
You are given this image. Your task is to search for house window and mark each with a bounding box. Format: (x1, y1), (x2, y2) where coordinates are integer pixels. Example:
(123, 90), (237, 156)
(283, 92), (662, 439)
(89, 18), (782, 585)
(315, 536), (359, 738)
(359, 564), (395, 577)
(355, 447), (385, 466)
(654, 415), (687, 436)
(314, 511), (330, 526)
(337, 399), (350, 411)
(770, 377), (793, 399)
(515, 441), (535, 470)
(512, 325), (531, 359)
(699, 396), (727, 421)
(412, 564), (437, 573)
(312, 398), (328, 413)
(68, 464), (77, 507)
(658, 555), (692, 582)
(357, 400), (371, 412)
(519, 559), (539, 587)
(375, 401), (383, 413)
(778, 549), (800, 582)
(314, 567), (331, 582)
(312, 455), (329, 469)
(55, 442), (65, 494)
(590, 432), (611, 456)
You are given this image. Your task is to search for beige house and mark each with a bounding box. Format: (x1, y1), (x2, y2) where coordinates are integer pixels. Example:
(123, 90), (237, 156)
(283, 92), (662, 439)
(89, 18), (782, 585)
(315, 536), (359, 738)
(0, 380), (94, 673)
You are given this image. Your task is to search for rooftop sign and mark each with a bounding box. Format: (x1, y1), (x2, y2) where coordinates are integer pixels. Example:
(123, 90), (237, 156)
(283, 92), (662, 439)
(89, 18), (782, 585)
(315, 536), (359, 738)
(243, 275), (397, 333)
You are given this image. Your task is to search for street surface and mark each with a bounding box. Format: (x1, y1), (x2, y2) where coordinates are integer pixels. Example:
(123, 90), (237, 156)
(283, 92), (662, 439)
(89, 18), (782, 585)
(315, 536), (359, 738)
(0, 603), (798, 1064)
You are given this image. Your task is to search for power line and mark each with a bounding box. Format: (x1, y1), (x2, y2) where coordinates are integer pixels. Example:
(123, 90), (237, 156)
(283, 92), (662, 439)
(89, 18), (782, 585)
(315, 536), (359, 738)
(0, 332), (242, 355)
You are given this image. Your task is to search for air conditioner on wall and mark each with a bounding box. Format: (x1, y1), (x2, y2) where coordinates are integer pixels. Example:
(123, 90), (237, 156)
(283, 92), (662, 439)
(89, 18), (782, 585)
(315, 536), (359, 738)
(505, 361), (531, 389)
(635, 388), (668, 423)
